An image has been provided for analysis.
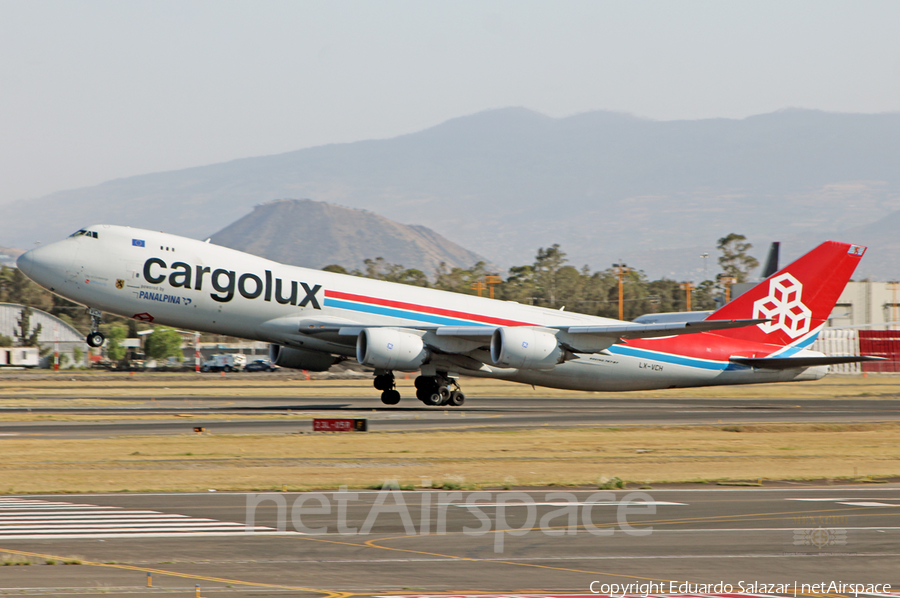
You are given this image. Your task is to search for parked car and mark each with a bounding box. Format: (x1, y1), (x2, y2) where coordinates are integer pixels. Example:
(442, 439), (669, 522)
(201, 353), (247, 372)
(244, 359), (278, 372)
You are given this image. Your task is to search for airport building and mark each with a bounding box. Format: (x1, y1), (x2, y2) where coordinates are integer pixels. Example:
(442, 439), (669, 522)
(0, 303), (87, 368)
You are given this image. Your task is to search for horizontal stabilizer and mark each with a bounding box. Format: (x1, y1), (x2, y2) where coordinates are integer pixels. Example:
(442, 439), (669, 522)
(566, 318), (769, 339)
(729, 355), (886, 370)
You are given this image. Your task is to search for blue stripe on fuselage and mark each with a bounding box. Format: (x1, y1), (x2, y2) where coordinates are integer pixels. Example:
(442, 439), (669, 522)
(606, 344), (729, 371)
(327, 297), (812, 372)
(324, 298), (488, 327)
(770, 328), (821, 357)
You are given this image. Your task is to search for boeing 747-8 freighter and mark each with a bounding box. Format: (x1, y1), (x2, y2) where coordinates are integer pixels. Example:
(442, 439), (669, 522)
(16, 226), (876, 405)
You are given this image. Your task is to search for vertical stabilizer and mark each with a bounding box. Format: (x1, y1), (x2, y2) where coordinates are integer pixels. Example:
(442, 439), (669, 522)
(761, 242), (780, 278)
(707, 241), (865, 348)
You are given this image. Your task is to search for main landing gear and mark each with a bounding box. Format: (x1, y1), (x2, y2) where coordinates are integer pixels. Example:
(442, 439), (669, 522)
(415, 373), (465, 407)
(85, 308), (105, 348)
(372, 371), (466, 407)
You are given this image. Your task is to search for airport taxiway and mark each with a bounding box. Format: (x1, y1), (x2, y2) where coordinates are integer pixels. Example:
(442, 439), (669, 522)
(0, 486), (898, 596)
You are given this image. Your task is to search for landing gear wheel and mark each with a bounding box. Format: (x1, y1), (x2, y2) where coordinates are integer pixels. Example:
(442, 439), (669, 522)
(373, 371), (400, 403)
(437, 385), (452, 405)
(423, 392), (444, 406)
(86, 332), (105, 348)
(448, 390), (465, 406)
(374, 374), (394, 391)
(381, 389), (401, 405)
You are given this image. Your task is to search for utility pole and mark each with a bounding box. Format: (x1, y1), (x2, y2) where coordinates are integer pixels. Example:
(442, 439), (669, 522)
(612, 263), (631, 320)
(680, 282), (693, 311)
(701, 252), (709, 281)
(720, 276), (737, 303)
(471, 281), (486, 297)
(484, 275), (503, 300)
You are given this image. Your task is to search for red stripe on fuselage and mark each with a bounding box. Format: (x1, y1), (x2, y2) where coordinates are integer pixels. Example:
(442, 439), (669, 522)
(324, 291), (787, 360)
(324, 290), (533, 327)
(626, 331), (789, 361)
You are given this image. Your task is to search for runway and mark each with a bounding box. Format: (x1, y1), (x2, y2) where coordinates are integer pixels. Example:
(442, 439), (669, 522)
(1, 395), (900, 438)
(0, 486), (898, 596)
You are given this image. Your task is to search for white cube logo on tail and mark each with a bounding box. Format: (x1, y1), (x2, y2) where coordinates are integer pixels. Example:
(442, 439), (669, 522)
(752, 273), (812, 338)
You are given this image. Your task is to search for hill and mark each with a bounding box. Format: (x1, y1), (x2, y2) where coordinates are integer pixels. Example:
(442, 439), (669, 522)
(3, 107), (900, 279)
(209, 199), (487, 273)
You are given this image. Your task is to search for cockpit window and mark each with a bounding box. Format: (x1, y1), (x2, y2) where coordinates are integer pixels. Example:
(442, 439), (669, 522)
(68, 229), (98, 239)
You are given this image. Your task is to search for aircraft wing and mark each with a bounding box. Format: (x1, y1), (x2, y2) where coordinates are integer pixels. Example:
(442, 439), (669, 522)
(729, 355), (886, 369)
(325, 318), (769, 341)
(562, 318), (770, 339)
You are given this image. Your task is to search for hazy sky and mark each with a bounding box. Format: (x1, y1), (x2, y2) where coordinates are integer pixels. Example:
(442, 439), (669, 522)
(2, 0), (898, 205)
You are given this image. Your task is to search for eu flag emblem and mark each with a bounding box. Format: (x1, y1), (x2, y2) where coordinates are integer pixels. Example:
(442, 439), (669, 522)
(132, 239), (145, 247)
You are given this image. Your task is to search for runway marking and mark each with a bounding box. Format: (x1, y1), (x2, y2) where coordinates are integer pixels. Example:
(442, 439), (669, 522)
(787, 497), (900, 508)
(0, 497), (301, 540)
(0, 547), (351, 598)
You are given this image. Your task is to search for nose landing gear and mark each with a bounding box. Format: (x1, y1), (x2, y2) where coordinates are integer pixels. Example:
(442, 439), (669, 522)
(85, 308), (105, 347)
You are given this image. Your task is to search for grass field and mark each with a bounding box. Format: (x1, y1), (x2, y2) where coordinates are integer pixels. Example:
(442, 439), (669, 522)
(0, 373), (898, 493)
(0, 371), (898, 399)
(1, 422), (898, 493)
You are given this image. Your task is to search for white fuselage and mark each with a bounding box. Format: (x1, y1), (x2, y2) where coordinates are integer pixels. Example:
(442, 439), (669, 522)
(17, 225), (825, 391)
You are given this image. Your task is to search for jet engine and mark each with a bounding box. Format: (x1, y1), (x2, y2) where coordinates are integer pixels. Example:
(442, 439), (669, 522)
(269, 344), (340, 371)
(356, 328), (428, 371)
(490, 327), (564, 370)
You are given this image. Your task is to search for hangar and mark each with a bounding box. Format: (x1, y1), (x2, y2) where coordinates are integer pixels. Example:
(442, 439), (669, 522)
(0, 302), (86, 368)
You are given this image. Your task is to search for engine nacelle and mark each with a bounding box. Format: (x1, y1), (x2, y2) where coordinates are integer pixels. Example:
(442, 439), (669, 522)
(356, 328), (428, 371)
(490, 327), (564, 370)
(269, 344), (339, 371)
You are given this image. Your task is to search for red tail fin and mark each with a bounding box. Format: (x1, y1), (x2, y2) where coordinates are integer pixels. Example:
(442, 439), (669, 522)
(707, 241), (866, 346)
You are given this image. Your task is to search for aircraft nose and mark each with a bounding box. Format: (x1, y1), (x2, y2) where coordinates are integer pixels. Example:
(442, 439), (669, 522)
(16, 249), (35, 276)
(15, 241), (75, 286)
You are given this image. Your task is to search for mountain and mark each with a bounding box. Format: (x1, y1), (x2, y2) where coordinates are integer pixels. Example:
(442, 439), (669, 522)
(3, 107), (900, 279)
(209, 199), (487, 273)
(777, 208), (900, 281)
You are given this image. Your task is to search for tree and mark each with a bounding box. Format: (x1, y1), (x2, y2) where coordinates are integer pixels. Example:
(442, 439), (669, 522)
(350, 258), (431, 288)
(144, 327), (183, 362)
(532, 245), (568, 307)
(717, 233), (759, 283)
(433, 261), (490, 295)
(0, 333), (13, 347)
(692, 280), (721, 311)
(499, 264), (535, 303)
(322, 264), (349, 275)
(105, 324), (128, 362)
(0, 266), (53, 311)
(15, 306), (42, 346)
(72, 346), (84, 368)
